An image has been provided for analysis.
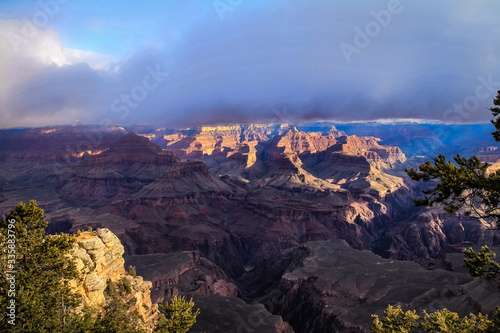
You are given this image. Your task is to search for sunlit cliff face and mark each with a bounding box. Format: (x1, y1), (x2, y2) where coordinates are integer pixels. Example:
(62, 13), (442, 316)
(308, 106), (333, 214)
(75, 149), (106, 157)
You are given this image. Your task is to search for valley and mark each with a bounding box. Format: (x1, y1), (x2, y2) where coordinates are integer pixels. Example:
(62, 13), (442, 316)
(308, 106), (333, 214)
(0, 122), (499, 332)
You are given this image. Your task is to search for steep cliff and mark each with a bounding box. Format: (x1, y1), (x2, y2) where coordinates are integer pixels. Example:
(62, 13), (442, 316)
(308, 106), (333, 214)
(259, 239), (499, 333)
(372, 208), (500, 264)
(125, 251), (240, 304)
(125, 252), (294, 333)
(71, 228), (159, 332)
(61, 131), (179, 203)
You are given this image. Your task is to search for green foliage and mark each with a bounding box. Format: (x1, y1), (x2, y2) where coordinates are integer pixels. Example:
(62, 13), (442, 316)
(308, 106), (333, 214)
(0, 200), (150, 332)
(406, 92), (500, 229)
(119, 276), (132, 294)
(92, 287), (146, 333)
(154, 296), (200, 333)
(128, 265), (138, 278)
(420, 308), (492, 332)
(105, 278), (116, 296)
(489, 90), (500, 142)
(490, 307), (500, 333)
(371, 305), (495, 332)
(97, 277), (146, 333)
(371, 305), (418, 333)
(464, 246), (500, 283)
(406, 154), (500, 228)
(0, 200), (81, 332)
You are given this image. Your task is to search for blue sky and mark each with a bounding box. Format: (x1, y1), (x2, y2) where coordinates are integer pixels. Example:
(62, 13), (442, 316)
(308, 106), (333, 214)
(0, 0), (213, 56)
(0, 0), (500, 128)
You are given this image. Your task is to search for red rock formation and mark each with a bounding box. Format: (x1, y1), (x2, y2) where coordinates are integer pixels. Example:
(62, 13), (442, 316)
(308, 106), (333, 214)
(2, 123), (497, 333)
(61, 132), (179, 202)
(125, 251), (239, 304)
(0, 125), (125, 161)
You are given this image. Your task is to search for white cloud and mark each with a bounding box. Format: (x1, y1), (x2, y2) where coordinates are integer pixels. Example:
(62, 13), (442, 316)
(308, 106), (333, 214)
(63, 49), (117, 71)
(1, 1), (500, 129)
(0, 18), (118, 127)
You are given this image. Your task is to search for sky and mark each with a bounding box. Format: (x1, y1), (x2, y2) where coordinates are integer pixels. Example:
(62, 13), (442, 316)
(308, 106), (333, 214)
(0, 0), (500, 129)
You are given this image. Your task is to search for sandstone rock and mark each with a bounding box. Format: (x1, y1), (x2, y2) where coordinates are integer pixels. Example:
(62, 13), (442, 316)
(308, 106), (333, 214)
(71, 229), (158, 332)
(125, 251), (240, 304)
(60, 132), (178, 203)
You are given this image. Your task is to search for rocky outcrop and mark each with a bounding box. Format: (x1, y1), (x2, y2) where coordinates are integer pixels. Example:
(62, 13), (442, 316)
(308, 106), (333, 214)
(372, 209), (500, 264)
(258, 239), (499, 333)
(60, 132), (179, 203)
(0, 125), (125, 161)
(269, 126), (338, 155)
(241, 124), (272, 142)
(71, 228), (159, 332)
(150, 124), (407, 199)
(191, 295), (295, 333)
(125, 251), (240, 304)
(333, 135), (407, 167)
(167, 126), (243, 157)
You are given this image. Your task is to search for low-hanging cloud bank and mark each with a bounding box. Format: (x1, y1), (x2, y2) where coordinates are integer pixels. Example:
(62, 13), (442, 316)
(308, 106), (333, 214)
(1, 0), (500, 129)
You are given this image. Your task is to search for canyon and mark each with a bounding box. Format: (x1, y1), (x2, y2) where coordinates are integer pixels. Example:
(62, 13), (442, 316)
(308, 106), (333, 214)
(0, 122), (499, 332)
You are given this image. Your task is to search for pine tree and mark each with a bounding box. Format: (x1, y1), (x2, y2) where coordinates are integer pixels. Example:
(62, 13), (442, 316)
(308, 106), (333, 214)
(0, 200), (154, 332)
(463, 246), (500, 286)
(0, 200), (81, 332)
(406, 90), (500, 229)
(91, 278), (146, 333)
(371, 91), (500, 332)
(371, 306), (494, 332)
(371, 305), (419, 333)
(154, 296), (200, 333)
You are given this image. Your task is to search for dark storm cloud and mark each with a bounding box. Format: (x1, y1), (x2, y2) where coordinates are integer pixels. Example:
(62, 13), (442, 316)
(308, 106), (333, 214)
(1, 0), (500, 128)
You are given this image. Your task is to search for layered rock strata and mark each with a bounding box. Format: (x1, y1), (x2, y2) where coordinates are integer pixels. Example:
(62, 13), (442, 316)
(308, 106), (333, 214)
(125, 251), (240, 304)
(125, 251), (294, 333)
(258, 239), (499, 333)
(71, 228), (159, 332)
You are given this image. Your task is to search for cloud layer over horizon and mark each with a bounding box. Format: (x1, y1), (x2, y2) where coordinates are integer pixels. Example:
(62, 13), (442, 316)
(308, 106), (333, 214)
(1, 0), (500, 129)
